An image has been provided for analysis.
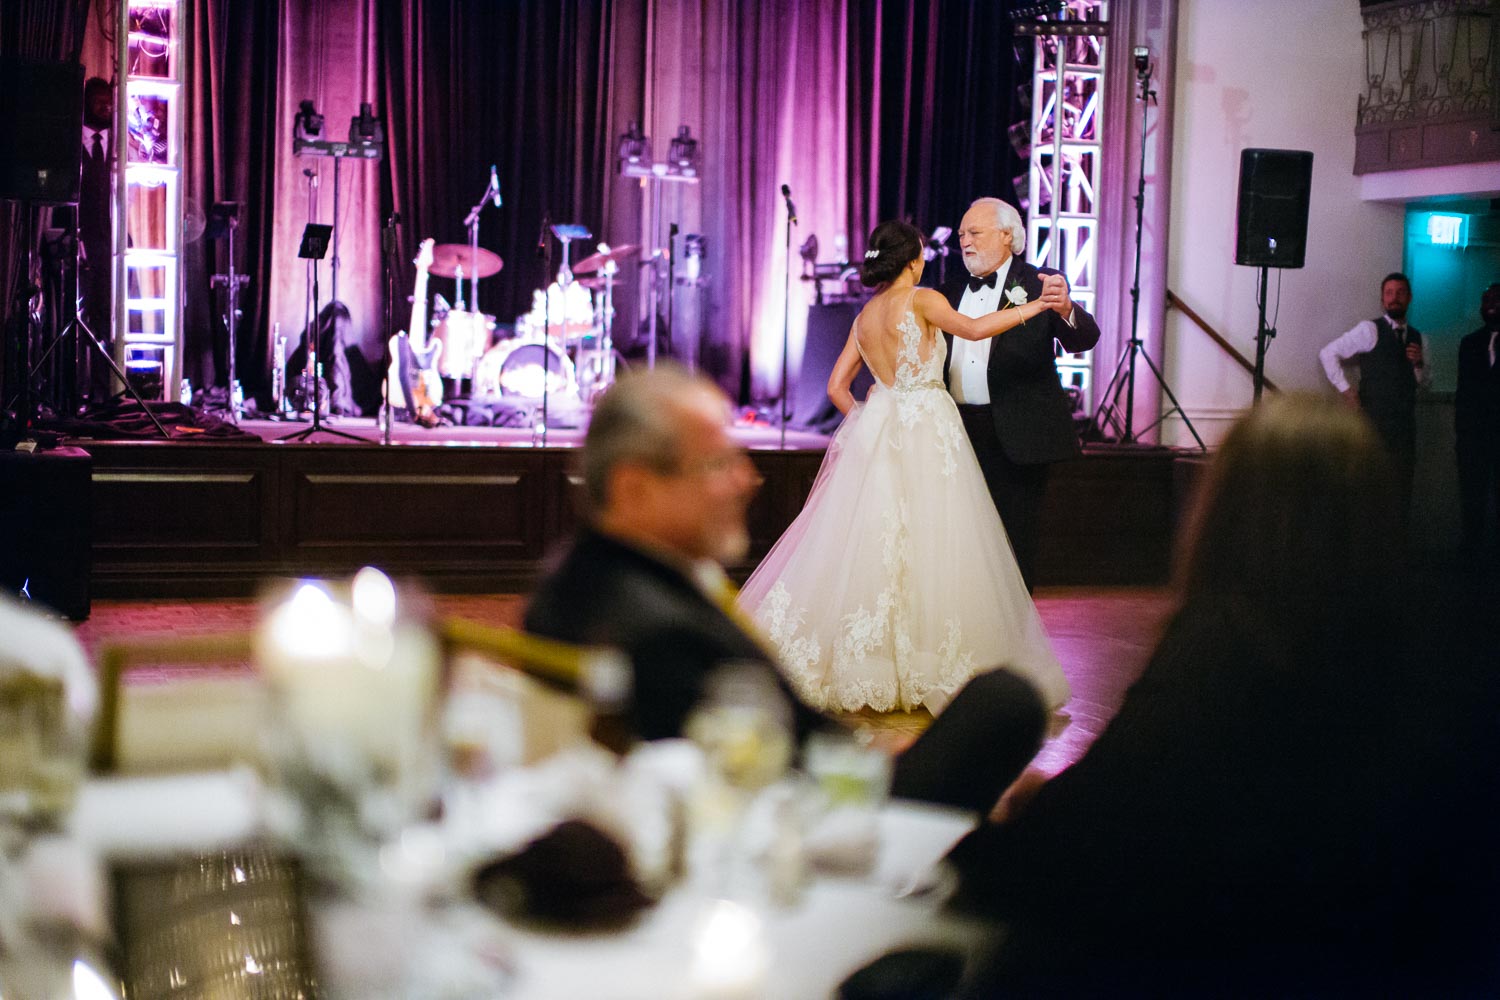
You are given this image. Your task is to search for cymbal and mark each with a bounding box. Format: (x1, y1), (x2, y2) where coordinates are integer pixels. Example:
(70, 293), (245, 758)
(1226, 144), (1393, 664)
(572, 243), (639, 275)
(428, 244), (503, 279)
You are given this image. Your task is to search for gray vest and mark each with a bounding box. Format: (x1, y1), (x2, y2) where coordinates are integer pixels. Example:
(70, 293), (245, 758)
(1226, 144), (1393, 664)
(1357, 317), (1418, 449)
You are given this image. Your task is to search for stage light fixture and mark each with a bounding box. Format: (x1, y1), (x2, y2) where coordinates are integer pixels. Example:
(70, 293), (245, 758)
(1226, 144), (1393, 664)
(667, 125), (701, 177)
(616, 120), (651, 172)
(295, 99), (323, 140)
(348, 101), (384, 144)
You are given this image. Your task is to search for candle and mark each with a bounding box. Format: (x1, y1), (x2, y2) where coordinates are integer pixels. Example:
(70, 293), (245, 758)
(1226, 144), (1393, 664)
(689, 899), (767, 1000)
(256, 571), (440, 830)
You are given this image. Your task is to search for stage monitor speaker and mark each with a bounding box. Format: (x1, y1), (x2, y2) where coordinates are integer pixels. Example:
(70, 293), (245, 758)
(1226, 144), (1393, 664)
(1234, 148), (1313, 269)
(791, 302), (875, 433)
(0, 448), (92, 620)
(0, 58), (85, 203)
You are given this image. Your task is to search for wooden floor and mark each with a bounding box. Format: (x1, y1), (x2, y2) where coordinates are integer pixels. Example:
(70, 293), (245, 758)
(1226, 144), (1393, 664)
(73, 585), (1175, 776)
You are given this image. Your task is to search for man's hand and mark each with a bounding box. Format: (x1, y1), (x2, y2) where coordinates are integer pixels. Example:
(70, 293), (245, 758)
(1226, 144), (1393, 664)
(989, 766), (1051, 824)
(1340, 387), (1360, 409)
(1040, 273), (1072, 318)
(1405, 342), (1423, 367)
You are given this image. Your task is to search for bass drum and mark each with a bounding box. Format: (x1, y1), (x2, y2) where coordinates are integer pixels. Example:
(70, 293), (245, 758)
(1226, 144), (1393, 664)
(475, 338), (576, 399)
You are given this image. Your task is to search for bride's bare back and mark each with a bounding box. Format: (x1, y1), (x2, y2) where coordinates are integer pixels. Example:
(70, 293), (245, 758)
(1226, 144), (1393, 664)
(852, 287), (934, 387)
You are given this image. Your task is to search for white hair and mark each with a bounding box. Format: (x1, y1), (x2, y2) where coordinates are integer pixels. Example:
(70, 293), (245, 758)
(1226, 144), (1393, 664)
(970, 197), (1027, 256)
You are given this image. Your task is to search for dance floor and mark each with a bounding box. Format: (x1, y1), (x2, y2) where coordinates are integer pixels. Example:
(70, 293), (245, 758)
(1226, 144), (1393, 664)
(73, 584), (1174, 778)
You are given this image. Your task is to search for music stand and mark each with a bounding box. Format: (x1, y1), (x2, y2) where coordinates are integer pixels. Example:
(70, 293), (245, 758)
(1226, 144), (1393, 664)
(278, 224), (369, 443)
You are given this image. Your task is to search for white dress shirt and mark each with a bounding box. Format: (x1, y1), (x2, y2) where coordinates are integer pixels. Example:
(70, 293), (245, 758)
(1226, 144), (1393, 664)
(947, 257), (1013, 405)
(82, 126), (108, 160)
(1318, 314), (1431, 393)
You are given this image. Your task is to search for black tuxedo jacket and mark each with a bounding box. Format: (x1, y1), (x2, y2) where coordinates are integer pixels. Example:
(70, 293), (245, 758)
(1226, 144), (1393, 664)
(1455, 326), (1500, 451)
(523, 529), (824, 743)
(940, 260), (1101, 465)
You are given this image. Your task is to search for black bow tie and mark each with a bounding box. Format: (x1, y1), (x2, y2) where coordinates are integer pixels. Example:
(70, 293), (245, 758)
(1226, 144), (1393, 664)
(967, 272), (998, 293)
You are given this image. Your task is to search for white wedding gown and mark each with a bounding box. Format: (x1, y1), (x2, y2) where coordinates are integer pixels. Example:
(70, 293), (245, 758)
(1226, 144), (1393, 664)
(738, 298), (1069, 715)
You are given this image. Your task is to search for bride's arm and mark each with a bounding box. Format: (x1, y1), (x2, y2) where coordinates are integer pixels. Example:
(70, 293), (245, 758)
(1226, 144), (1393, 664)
(828, 327), (865, 415)
(913, 287), (1057, 341)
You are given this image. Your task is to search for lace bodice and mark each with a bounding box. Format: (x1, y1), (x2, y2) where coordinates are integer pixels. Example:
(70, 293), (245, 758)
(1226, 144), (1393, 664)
(856, 300), (946, 394)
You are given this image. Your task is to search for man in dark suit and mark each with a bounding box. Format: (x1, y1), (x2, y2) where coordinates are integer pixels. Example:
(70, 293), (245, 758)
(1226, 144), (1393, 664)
(77, 77), (115, 403)
(525, 365), (1048, 812)
(941, 197), (1101, 591)
(1455, 283), (1500, 567)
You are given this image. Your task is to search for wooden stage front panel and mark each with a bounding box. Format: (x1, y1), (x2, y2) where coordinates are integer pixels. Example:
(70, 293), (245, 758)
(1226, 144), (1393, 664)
(80, 435), (1195, 598)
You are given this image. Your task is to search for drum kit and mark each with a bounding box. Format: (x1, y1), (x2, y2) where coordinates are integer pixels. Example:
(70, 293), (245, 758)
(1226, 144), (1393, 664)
(420, 233), (637, 411)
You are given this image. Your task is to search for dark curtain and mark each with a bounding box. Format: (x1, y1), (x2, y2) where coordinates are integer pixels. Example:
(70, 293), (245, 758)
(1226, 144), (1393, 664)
(846, 0), (1032, 263)
(0, 0), (92, 412)
(378, 0), (637, 334)
(182, 0), (280, 401)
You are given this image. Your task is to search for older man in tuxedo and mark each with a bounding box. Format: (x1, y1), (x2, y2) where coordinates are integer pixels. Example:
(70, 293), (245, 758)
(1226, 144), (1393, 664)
(942, 197), (1101, 591)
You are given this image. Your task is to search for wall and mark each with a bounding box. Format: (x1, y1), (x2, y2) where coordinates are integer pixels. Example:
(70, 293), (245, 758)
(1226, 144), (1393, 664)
(1164, 0), (1405, 446)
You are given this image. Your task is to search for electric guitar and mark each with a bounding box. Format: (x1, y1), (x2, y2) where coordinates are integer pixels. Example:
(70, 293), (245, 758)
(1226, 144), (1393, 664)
(387, 238), (442, 422)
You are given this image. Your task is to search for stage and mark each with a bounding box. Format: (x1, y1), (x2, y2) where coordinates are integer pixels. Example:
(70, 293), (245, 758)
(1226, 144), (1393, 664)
(0, 412), (1201, 613)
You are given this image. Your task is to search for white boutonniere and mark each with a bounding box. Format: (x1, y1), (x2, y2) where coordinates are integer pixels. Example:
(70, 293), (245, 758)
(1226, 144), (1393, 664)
(1005, 285), (1029, 307)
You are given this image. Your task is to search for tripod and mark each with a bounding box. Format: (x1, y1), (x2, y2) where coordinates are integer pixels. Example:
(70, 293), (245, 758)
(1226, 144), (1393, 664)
(5, 199), (169, 439)
(278, 223), (369, 443)
(1087, 54), (1204, 451)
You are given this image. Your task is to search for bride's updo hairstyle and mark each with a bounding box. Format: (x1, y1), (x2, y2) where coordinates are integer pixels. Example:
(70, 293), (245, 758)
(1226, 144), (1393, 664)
(859, 220), (925, 287)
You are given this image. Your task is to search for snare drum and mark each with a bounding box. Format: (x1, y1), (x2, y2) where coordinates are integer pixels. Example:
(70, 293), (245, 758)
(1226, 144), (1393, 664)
(475, 338), (576, 399)
(432, 310), (496, 380)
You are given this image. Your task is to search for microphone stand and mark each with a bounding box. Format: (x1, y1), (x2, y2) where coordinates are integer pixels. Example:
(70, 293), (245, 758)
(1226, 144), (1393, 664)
(779, 192), (796, 450)
(538, 218), (552, 444)
(380, 213), (398, 445)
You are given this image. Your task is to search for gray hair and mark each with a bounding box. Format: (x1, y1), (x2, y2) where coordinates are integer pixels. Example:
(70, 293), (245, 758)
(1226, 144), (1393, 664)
(970, 197), (1027, 256)
(580, 363), (716, 511)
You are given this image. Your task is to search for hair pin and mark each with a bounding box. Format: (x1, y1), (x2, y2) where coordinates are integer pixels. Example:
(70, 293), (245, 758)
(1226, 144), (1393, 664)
(864, 249), (881, 259)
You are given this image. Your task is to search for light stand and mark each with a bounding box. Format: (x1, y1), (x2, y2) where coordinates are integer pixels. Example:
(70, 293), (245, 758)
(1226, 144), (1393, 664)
(4, 201), (169, 440)
(1087, 48), (1204, 451)
(617, 122), (702, 370)
(278, 224), (370, 444)
(779, 184), (797, 450)
(207, 202), (247, 423)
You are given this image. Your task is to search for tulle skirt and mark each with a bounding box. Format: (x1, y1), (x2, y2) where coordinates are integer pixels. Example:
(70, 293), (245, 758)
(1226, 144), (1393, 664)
(739, 383), (1069, 714)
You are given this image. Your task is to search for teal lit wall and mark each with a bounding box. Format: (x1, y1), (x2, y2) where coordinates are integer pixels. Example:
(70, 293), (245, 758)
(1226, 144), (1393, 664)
(1403, 202), (1500, 393)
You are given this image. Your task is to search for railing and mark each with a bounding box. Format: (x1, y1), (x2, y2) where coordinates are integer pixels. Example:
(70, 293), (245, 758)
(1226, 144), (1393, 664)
(1165, 290), (1278, 394)
(1355, 0), (1498, 174)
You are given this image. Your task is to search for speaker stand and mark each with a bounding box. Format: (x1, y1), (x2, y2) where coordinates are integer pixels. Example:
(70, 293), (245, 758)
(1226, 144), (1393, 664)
(1252, 265), (1273, 403)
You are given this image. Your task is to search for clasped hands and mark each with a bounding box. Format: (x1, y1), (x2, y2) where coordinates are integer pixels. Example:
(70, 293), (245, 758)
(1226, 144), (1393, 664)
(1038, 273), (1071, 317)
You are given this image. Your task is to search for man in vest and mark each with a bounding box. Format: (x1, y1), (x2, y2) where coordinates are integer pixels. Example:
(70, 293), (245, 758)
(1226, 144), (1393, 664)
(1319, 272), (1429, 511)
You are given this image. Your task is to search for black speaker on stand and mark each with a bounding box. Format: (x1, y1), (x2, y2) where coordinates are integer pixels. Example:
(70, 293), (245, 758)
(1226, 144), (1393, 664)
(1235, 148), (1313, 402)
(1, 59), (84, 439)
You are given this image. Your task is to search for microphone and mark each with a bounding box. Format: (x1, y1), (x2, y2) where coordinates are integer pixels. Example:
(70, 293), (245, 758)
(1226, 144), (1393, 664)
(490, 165), (502, 208)
(781, 183), (797, 225)
(1406, 325), (1423, 369)
(538, 213), (550, 259)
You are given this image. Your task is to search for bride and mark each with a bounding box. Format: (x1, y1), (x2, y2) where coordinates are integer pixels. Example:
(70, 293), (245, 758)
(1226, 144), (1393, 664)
(739, 220), (1070, 715)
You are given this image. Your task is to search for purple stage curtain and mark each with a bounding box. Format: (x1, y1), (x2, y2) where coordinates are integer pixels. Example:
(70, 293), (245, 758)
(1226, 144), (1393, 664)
(181, 0), (282, 401)
(0, 0), (91, 405)
(375, 0), (643, 354)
